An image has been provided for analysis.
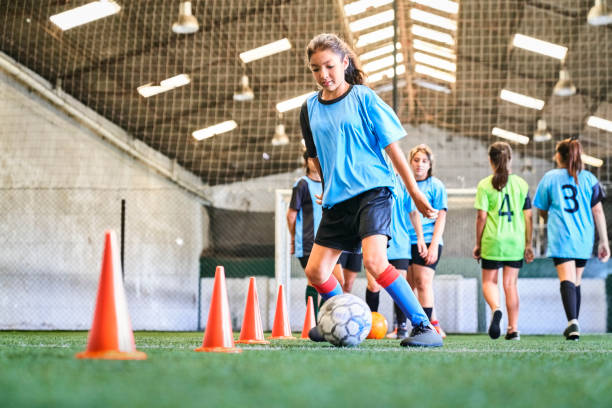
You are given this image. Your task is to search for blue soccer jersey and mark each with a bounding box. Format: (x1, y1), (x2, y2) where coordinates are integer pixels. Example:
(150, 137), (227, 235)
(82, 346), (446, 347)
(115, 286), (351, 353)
(408, 177), (448, 244)
(289, 176), (322, 258)
(534, 169), (605, 259)
(300, 85), (406, 208)
(388, 177), (415, 261)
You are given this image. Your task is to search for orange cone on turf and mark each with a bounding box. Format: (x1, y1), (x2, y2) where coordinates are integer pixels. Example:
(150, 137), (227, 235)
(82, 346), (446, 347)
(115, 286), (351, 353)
(270, 284), (296, 339)
(236, 277), (269, 344)
(195, 266), (242, 353)
(76, 230), (146, 360)
(300, 296), (316, 339)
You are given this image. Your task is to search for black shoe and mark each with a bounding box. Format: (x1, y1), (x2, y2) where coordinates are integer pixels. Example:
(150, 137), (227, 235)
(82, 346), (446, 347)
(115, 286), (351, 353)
(308, 326), (325, 342)
(504, 331), (520, 340)
(400, 323), (443, 347)
(563, 322), (580, 341)
(488, 310), (502, 339)
(397, 322), (408, 339)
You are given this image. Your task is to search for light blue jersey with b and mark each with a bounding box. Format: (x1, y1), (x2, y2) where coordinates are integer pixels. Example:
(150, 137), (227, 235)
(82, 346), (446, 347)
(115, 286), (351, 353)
(534, 168), (604, 259)
(303, 85), (406, 208)
(388, 177), (415, 261)
(408, 177), (447, 244)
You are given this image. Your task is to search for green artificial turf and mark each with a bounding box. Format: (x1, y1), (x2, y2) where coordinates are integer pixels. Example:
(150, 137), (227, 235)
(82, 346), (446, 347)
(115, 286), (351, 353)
(0, 332), (610, 408)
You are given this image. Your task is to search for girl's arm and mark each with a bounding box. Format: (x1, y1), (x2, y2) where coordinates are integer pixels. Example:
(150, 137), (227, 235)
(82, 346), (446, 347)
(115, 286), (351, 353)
(538, 209), (548, 224)
(309, 157), (324, 205)
(592, 202), (610, 262)
(409, 210), (428, 258)
(473, 210), (487, 260)
(286, 208), (298, 255)
(523, 209), (534, 263)
(425, 209), (446, 265)
(385, 142), (437, 219)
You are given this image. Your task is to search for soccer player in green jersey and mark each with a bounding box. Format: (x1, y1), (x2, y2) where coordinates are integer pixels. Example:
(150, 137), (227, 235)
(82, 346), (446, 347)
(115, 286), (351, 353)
(473, 142), (534, 340)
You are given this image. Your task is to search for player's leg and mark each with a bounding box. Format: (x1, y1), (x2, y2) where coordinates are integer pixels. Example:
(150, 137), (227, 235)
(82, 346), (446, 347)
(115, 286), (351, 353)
(412, 264), (435, 321)
(342, 267), (357, 293)
(361, 235), (441, 347)
(501, 265), (520, 340)
(555, 259), (579, 340)
(332, 263), (345, 289)
(343, 252), (362, 293)
(481, 261), (502, 339)
(388, 260), (409, 338)
(304, 244), (343, 301)
(300, 256), (321, 320)
(365, 268), (380, 312)
(574, 259), (586, 319)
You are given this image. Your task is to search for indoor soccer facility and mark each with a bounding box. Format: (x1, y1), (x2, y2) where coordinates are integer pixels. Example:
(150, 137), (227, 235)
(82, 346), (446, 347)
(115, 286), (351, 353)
(1, 1), (611, 407)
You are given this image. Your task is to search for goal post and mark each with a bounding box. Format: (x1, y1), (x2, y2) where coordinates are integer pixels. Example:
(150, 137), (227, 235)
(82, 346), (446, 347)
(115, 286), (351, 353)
(275, 189), (293, 317)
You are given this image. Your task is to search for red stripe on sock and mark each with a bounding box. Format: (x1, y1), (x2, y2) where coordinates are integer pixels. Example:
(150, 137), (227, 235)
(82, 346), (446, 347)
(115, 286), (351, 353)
(376, 265), (399, 288)
(313, 274), (339, 294)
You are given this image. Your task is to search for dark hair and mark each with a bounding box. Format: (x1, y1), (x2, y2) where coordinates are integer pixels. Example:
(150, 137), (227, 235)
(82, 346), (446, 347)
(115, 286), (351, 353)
(306, 33), (366, 85)
(556, 138), (583, 184)
(408, 144), (434, 178)
(489, 142), (512, 191)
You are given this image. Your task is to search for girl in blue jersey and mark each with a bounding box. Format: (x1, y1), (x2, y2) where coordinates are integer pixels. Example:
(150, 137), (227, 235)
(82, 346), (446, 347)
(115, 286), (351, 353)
(406, 144), (448, 338)
(287, 152), (323, 318)
(534, 138), (609, 340)
(300, 33), (442, 347)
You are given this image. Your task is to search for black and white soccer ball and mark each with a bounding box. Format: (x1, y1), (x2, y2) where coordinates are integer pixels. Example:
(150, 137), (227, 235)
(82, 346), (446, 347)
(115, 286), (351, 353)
(317, 293), (372, 347)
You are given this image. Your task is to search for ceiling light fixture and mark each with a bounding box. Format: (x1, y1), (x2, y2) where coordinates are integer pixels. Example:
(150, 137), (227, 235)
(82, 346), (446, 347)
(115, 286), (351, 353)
(412, 39), (456, 60)
(581, 153), (604, 167)
(414, 52), (456, 72)
(49, 0), (121, 31)
(233, 74), (254, 102)
(553, 68), (577, 97)
(172, 2), (199, 34)
(272, 116), (289, 146)
(533, 119), (552, 142)
(500, 89), (545, 110)
(137, 74), (190, 98)
(344, 0), (393, 16)
(410, 0), (459, 14)
(349, 10), (394, 32)
(192, 120), (237, 141)
(492, 127), (530, 145)
(587, 115), (612, 132)
(512, 34), (567, 60)
(239, 38), (292, 64)
(276, 92), (316, 113)
(363, 54), (404, 74)
(415, 64), (455, 83)
(356, 26), (395, 47)
(411, 25), (455, 45)
(359, 43), (402, 61)
(409, 9), (457, 31)
(588, 0), (612, 26)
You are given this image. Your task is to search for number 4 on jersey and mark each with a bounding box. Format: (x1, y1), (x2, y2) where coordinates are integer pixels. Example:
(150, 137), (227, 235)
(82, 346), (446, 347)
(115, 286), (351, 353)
(498, 193), (514, 222)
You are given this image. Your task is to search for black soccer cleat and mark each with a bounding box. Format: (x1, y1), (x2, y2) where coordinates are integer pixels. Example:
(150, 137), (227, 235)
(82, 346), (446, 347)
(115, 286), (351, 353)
(563, 322), (580, 341)
(308, 325), (326, 342)
(488, 310), (502, 339)
(400, 323), (443, 347)
(504, 331), (520, 341)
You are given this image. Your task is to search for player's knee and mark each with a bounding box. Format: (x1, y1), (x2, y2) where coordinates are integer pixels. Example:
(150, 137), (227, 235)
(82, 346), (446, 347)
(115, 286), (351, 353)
(304, 264), (323, 285)
(415, 276), (429, 292)
(363, 256), (386, 277)
(367, 281), (381, 292)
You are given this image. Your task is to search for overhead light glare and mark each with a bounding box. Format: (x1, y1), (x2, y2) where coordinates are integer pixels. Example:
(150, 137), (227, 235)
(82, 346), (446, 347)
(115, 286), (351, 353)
(413, 78), (451, 94)
(359, 43), (401, 61)
(588, 0), (612, 26)
(512, 34), (567, 60)
(413, 39), (456, 60)
(239, 38), (292, 64)
(411, 25), (455, 45)
(368, 65), (406, 84)
(276, 92), (316, 113)
(363, 54), (404, 74)
(350, 10), (394, 32)
(137, 74), (190, 98)
(414, 52), (456, 72)
(581, 153), (604, 167)
(533, 119), (552, 142)
(192, 120), (237, 141)
(410, 0), (459, 14)
(415, 64), (455, 83)
(553, 69), (577, 97)
(500, 89), (545, 110)
(356, 26), (395, 47)
(587, 115), (612, 133)
(49, 0), (121, 30)
(409, 9), (457, 31)
(492, 127), (530, 145)
(344, 0), (393, 16)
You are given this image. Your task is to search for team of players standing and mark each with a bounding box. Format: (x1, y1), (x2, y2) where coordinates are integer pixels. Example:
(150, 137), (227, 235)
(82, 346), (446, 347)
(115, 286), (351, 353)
(288, 138), (609, 342)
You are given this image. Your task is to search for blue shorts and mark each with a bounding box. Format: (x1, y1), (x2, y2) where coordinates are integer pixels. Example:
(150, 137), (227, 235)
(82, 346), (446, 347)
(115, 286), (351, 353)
(315, 187), (392, 253)
(552, 258), (587, 268)
(481, 258), (523, 269)
(409, 244), (443, 270)
(337, 252), (363, 272)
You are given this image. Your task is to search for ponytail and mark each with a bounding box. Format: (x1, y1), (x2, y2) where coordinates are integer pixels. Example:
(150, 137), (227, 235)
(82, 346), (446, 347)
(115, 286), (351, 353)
(489, 142), (512, 191)
(306, 33), (366, 85)
(556, 138), (583, 184)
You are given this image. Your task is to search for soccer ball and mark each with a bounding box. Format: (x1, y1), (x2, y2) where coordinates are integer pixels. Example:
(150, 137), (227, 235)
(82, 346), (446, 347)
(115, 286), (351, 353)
(317, 294), (372, 347)
(367, 311), (388, 339)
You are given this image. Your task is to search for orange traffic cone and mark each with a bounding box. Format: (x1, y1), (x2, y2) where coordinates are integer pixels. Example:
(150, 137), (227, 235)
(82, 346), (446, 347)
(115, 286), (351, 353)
(301, 296), (316, 339)
(76, 230), (146, 360)
(270, 284), (296, 339)
(236, 277), (269, 344)
(195, 266), (242, 353)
